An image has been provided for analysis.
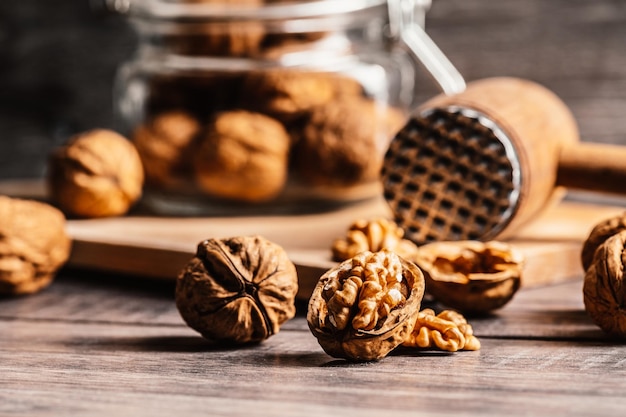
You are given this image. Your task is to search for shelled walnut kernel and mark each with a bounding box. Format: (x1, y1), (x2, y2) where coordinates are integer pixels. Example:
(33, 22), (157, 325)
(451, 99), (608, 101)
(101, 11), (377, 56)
(48, 129), (144, 218)
(331, 218), (419, 262)
(415, 241), (524, 314)
(583, 230), (626, 338)
(307, 250), (425, 361)
(402, 308), (480, 352)
(0, 196), (71, 295)
(176, 236), (298, 344)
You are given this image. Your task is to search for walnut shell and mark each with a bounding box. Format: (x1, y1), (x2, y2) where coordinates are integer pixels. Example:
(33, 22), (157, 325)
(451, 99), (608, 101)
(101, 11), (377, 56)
(583, 230), (626, 338)
(133, 110), (201, 188)
(0, 196), (71, 295)
(293, 98), (389, 187)
(581, 212), (626, 272)
(307, 250), (425, 361)
(176, 236), (298, 344)
(193, 110), (290, 203)
(48, 129), (144, 218)
(415, 241), (524, 314)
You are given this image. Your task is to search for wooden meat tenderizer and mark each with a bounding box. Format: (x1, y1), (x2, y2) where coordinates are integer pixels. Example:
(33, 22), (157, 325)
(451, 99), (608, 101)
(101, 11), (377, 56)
(382, 77), (626, 245)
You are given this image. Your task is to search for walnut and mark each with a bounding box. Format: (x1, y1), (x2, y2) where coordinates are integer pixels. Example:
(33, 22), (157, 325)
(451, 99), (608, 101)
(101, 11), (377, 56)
(331, 218), (419, 262)
(48, 129), (144, 218)
(242, 69), (362, 122)
(583, 230), (626, 338)
(581, 212), (626, 272)
(168, 0), (265, 57)
(415, 241), (524, 314)
(307, 250), (425, 361)
(133, 110), (201, 187)
(293, 98), (391, 187)
(402, 308), (481, 352)
(176, 236), (298, 344)
(0, 196), (71, 295)
(193, 110), (290, 203)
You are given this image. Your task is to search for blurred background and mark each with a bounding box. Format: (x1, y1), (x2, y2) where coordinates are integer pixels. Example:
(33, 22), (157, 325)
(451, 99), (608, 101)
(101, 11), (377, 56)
(0, 0), (624, 180)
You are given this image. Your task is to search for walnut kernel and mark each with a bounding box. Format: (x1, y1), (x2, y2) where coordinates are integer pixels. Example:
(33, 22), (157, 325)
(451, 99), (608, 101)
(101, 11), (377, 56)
(331, 218), (419, 262)
(176, 236), (298, 344)
(583, 230), (626, 338)
(307, 250), (425, 361)
(48, 129), (144, 218)
(0, 196), (71, 295)
(415, 241), (524, 314)
(402, 308), (481, 352)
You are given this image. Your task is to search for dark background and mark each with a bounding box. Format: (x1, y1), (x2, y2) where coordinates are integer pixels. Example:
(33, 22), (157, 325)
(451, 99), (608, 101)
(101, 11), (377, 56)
(0, 0), (625, 179)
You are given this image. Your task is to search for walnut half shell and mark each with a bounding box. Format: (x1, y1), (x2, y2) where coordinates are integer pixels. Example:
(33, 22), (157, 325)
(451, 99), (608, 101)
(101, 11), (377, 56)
(415, 241), (524, 314)
(307, 250), (425, 361)
(176, 236), (298, 344)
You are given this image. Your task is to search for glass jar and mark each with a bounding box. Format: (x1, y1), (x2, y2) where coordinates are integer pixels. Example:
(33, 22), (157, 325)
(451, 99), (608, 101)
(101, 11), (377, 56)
(110, 0), (464, 215)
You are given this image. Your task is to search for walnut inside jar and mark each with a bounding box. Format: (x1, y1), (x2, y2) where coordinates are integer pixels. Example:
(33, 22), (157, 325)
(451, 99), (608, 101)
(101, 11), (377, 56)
(0, 196), (71, 295)
(193, 110), (290, 203)
(133, 110), (201, 188)
(176, 236), (298, 344)
(307, 250), (425, 361)
(415, 241), (524, 314)
(168, 0), (265, 57)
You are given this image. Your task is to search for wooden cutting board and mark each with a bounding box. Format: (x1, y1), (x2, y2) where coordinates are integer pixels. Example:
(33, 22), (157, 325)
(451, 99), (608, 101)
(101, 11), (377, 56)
(1, 180), (624, 299)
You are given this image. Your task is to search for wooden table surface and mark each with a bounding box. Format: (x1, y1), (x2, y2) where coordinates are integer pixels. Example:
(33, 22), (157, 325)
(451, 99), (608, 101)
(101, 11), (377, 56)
(2, 268), (626, 416)
(2, 0), (626, 415)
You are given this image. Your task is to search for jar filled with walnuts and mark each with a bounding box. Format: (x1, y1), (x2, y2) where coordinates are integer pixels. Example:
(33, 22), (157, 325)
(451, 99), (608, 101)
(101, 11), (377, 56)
(110, 0), (464, 215)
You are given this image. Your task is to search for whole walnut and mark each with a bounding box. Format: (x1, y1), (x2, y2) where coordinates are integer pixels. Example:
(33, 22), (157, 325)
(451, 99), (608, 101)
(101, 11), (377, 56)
(133, 110), (201, 187)
(169, 0), (265, 57)
(193, 110), (290, 202)
(48, 129), (144, 218)
(293, 98), (388, 187)
(307, 250), (425, 361)
(0, 196), (71, 295)
(241, 69), (362, 122)
(583, 230), (626, 338)
(581, 212), (626, 272)
(176, 236), (299, 344)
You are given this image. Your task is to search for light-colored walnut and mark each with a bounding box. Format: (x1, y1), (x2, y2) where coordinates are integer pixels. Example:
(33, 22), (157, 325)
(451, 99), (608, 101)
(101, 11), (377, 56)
(331, 218), (419, 262)
(402, 308), (481, 352)
(48, 129), (144, 218)
(0, 196), (71, 295)
(583, 230), (626, 338)
(193, 110), (290, 203)
(581, 212), (626, 272)
(415, 240), (524, 314)
(307, 250), (425, 361)
(176, 236), (298, 344)
(133, 110), (201, 187)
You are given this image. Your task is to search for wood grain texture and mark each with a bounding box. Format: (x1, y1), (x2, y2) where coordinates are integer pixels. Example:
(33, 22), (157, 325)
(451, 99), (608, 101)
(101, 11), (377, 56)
(1, 273), (626, 417)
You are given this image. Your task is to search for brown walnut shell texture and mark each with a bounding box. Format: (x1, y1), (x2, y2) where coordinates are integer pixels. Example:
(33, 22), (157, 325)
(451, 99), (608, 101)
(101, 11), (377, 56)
(307, 251), (425, 361)
(48, 129), (144, 218)
(176, 236), (298, 344)
(583, 230), (626, 338)
(581, 212), (626, 272)
(0, 196), (71, 295)
(415, 241), (523, 314)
